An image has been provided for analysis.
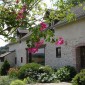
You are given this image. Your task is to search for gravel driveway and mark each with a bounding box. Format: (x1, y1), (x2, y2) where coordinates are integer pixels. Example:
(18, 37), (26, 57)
(27, 82), (72, 85)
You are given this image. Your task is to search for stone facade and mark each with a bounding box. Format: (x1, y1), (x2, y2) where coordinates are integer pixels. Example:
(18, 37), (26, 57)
(5, 51), (16, 67)
(9, 41), (27, 66)
(8, 17), (85, 70)
(45, 18), (85, 70)
(0, 51), (16, 67)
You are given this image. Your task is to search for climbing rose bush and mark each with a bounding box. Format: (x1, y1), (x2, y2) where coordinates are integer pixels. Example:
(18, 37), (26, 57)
(27, 22), (46, 54)
(28, 39), (44, 53)
(0, 0), (76, 49)
(27, 21), (64, 53)
(16, 4), (27, 20)
(35, 40), (44, 48)
(0, 0), (67, 53)
(55, 37), (64, 46)
(40, 22), (47, 31)
(16, 0), (19, 4)
(28, 37), (64, 53)
(28, 47), (38, 53)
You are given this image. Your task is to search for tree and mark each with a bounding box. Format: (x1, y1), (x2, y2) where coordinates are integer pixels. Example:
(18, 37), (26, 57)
(0, 0), (45, 42)
(0, 60), (10, 75)
(0, 0), (83, 53)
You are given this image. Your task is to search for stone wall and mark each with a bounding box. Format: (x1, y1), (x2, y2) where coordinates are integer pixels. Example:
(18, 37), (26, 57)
(45, 18), (85, 69)
(8, 18), (85, 70)
(5, 51), (16, 67)
(9, 41), (27, 66)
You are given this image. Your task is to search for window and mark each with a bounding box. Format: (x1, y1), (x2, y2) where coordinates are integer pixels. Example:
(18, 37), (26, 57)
(56, 47), (61, 58)
(0, 58), (4, 62)
(15, 57), (17, 64)
(26, 45), (46, 65)
(21, 57), (23, 63)
(32, 47), (45, 65)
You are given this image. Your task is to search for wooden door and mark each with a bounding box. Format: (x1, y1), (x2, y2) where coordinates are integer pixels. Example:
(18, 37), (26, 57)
(80, 46), (85, 69)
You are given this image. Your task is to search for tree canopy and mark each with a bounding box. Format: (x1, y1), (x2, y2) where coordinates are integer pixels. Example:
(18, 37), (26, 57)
(0, 0), (84, 53)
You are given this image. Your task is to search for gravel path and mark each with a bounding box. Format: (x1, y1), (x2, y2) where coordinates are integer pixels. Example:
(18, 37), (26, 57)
(27, 82), (72, 85)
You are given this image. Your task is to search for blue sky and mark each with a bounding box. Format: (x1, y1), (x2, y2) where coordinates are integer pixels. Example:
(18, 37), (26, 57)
(0, 0), (53, 47)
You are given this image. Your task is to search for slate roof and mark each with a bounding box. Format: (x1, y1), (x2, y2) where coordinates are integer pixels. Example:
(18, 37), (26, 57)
(0, 51), (15, 58)
(0, 52), (11, 58)
(54, 3), (85, 27)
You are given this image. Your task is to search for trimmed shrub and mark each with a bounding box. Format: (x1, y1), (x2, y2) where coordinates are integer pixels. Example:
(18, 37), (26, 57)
(0, 76), (16, 85)
(37, 66), (56, 83)
(65, 66), (77, 79)
(18, 63), (42, 79)
(39, 66), (53, 74)
(23, 77), (34, 84)
(10, 80), (25, 85)
(56, 66), (77, 82)
(53, 68), (57, 72)
(37, 73), (58, 83)
(81, 69), (85, 72)
(72, 69), (85, 85)
(0, 60), (10, 75)
(8, 68), (19, 78)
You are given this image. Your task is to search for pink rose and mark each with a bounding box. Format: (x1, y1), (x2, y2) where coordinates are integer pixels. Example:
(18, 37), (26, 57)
(35, 40), (44, 48)
(40, 22), (47, 31)
(16, 13), (24, 20)
(16, 0), (19, 4)
(55, 37), (64, 45)
(28, 47), (38, 53)
(22, 4), (27, 12)
(16, 4), (26, 20)
(28, 40), (44, 53)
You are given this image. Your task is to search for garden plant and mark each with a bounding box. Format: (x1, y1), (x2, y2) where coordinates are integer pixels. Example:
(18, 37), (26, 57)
(72, 69), (85, 85)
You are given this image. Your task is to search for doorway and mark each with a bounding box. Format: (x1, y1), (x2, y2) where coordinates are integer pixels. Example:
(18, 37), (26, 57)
(76, 46), (85, 71)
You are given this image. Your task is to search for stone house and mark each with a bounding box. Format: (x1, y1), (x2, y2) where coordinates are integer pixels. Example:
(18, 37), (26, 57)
(0, 51), (16, 67)
(6, 4), (85, 71)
